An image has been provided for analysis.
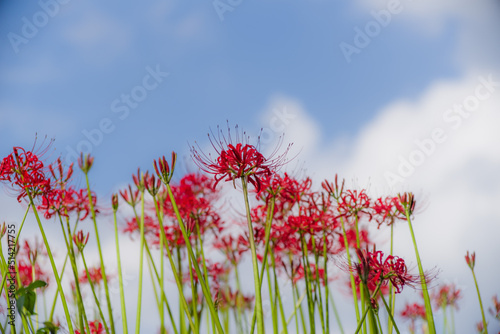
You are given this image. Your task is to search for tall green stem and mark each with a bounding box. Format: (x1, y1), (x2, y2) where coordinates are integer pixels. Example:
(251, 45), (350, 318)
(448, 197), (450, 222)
(241, 177), (265, 334)
(471, 270), (488, 334)
(340, 217), (360, 322)
(166, 184), (224, 333)
(113, 208), (128, 334)
(27, 194), (74, 334)
(84, 174), (116, 334)
(404, 212), (435, 333)
(135, 190), (146, 334)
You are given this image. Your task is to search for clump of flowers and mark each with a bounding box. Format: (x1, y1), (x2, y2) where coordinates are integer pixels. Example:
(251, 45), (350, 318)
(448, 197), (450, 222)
(0, 128), (497, 334)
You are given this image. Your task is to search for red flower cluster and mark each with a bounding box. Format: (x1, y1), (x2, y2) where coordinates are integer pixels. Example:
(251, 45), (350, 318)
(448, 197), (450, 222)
(431, 283), (462, 309)
(75, 320), (104, 334)
(400, 302), (426, 320)
(191, 125), (290, 191)
(79, 267), (107, 286)
(0, 147), (52, 201)
(352, 248), (423, 294)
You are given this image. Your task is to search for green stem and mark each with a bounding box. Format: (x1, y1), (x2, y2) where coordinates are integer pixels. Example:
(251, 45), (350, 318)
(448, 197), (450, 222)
(249, 197), (276, 334)
(340, 216), (360, 322)
(142, 241), (179, 334)
(279, 290), (306, 334)
(241, 177), (265, 334)
(471, 269), (488, 334)
(380, 292), (400, 334)
(27, 194), (74, 334)
(143, 204), (196, 334)
(166, 184), (224, 334)
(60, 217), (90, 334)
(322, 233), (330, 334)
(328, 291), (345, 334)
(81, 252), (111, 334)
(113, 208), (128, 334)
(84, 174), (116, 334)
(404, 212), (435, 333)
(300, 234), (315, 334)
(135, 190), (146, 334)
(0, 204), (30, 298)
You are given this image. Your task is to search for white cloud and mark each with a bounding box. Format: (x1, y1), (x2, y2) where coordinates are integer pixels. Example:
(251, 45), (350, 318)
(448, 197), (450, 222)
(354, 0), (500, 71)
(264, 75), (500, 332)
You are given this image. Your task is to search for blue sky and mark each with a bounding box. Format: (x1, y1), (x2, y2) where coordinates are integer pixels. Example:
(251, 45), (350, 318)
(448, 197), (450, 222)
(0, 0), (463, 191)
(1, 0), (500, 333)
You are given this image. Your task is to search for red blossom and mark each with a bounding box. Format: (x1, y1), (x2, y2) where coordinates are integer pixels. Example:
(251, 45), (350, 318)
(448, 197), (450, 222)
(16, 259), (50, 290)
(79, 267), (108, 286)
(371, 196), (406, 227)
(75, 320), (104, 334)
(337, 189), (372, 220)
(431, 283), (462, 309)
(465, 251), (476, 270)
(400, 302), (426, 320)
(351, 248), (430, 294)
(191, 124), (290, 191)
(0, 147), (53, 201)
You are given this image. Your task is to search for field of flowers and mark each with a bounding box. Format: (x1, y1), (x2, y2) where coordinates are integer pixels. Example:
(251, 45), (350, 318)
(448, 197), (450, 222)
(1, 128), (499, 334)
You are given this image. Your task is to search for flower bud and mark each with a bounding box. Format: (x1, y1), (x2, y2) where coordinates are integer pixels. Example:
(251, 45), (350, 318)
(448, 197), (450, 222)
(111, 194), (119, 211)
(78, 153), (94, 174)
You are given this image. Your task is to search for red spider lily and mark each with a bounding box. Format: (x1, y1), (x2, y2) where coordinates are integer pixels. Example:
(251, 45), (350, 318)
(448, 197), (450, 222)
(335, 227), (371, 252)
(321, 174), (345, 200)
(163, 173), (223, 236)
(48, 158), (73, 188)
(337, 189), (372, 220)
(79, 266), (108, 286)
(153, 152), (177, 185)
(400, 302), (426, 333)
(111, 193), (119, 211)
(431, 283), (462, 309)
(213, 234), (249, 264)
(119, 185), (140, 207)
(78, 153), (94, 174)
(19, 238), (47, 265)
(73, 230), (90, 252)
(38, 187), (98, 220)
(489, 295), (500, 321)
(397, 192), (416, 216)
(0, 147), (53, 201)
(466, 250), (476, 270)
(351, 248), (430, 294)
(191, 124), (290, 191)
(187, 260), (230, 291)
(371, 196), (406, 227)
(145, 173), (162, 196)
(16, 259), (50, 290)
(292, 263), (328, 286)
(257, 173), (312, 208)
(75, 320), (104, 334)
(476, 321), (485, 334)
(123, 215), (159, 239)
(132, 168), (147, 191)
(400, 302), (426, 320)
